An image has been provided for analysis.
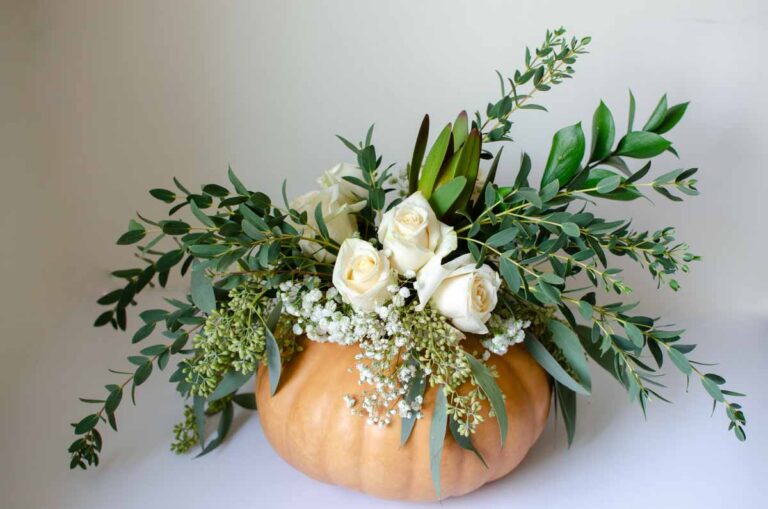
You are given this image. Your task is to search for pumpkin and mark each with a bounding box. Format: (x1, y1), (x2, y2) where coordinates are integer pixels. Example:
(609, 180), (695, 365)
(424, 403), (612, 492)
(255, 335), (551, 501)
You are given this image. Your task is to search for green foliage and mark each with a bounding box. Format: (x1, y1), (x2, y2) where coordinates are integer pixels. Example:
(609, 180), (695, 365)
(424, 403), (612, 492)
(429, 385), (448, 498)
(480, 27), (591, 144)
(69, 26), (747, 481)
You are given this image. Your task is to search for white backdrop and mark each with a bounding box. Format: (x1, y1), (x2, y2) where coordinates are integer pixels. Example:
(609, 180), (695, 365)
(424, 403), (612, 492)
(1, 1), (766, 508)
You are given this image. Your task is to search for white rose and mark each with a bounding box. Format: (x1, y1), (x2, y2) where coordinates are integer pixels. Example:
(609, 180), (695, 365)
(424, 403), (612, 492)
(290, 185), (364, 262)
(318, 162), (366, 201)
(332, 238), (395, 312)
(426, 254), (501, 334)
(377, 191), (457, 275)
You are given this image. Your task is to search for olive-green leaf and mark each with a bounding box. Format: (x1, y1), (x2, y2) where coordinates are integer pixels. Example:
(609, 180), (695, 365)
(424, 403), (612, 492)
(74, 414), (99, 435)
(701, 377), (725, 402)
(429, 385), (448, 498)
(540, 123), (585, 189)
(667, 346), (692, 375)
(233, 392), (257, 410)
(264, 325), (282, 396)
(582, 168), (642, 201)
(525, 333), (590, 395)
(409, 115), (430, 194)
(452, 110), (469, 149)
(188, 244), (230, 258)
(117, 230), (146, 245)
(590, 101), (615, 162)
(624, 322), (645, 348)
(465, 353), (508, 447)
(555, 382), (577, 446)
(499, 257), (522, 293)
(149, 188), (176, 203)
(448, 416), (487, 468)
(487, 227), (519, 248)
(228, 166), (249, 195)
(560, 222), (580, 238)
(548, 320), (591, 394)
(429, 176), (466, 217)
(418, 123), (453, 199)
(643, 94), (668, 132)
(654, 102), (689, 134)
(596, 174), (621, 194)
(400, 368), (426, 446)
(190, 263), (215, 313)
(190, 200), (215, 228)
(453, 128), (482, 210)
(209, 369), (255, 402)
(616, 132), (672, 158)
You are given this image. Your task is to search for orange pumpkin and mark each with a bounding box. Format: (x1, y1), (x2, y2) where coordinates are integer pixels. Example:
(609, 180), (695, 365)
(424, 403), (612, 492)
(255, 336), (551, 501)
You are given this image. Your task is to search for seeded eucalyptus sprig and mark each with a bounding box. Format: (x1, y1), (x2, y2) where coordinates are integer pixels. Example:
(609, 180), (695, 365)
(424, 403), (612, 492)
(70, 166), (334, 468)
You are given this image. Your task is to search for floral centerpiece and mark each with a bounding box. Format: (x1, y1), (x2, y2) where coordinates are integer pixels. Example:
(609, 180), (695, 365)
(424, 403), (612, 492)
(68, 28), (747, 501)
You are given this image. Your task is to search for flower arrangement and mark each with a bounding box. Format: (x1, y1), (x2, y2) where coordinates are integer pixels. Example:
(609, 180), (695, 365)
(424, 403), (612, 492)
(68, 28), (747, 500)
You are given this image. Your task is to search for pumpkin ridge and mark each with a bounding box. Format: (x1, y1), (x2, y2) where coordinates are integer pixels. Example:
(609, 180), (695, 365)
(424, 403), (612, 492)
(256, 337), (551, 501)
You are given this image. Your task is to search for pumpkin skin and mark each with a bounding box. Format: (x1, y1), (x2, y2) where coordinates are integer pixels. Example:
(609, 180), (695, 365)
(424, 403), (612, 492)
(255, 336), (551, 501)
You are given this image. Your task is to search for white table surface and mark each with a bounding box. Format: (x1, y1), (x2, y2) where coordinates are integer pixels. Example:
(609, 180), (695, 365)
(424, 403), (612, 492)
(2, 302), (765, 509)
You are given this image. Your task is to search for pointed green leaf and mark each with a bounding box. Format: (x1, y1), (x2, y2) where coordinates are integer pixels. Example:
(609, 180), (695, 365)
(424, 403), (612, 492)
(499, 257), (522, 293)
(409, 115), (430, 194)
(418, 123), (452, 199)
(525, 333), (590, 395)
(430, 177), (466, 217)
(453, 128), (482, 210)
(654, 102), (689, 134)
(400, 367), (426, 446)
(190, 200), (215, 228)
(465, 353), (508, 446)
(264, 325), (282, 396)
(209, 370), (255, 402)
(452, 110), (469, 149)
(616, 132), (672, 158)
(555, 382), (577, 446)
(448, 416), (487, 468)
(582, 169), (642, 201)
(643, 94), (668, 132)
(540, 123), (585, 189)
(117, 230), (146, 245)
(667, 347), (692, 375)
(590, 101), (615, 162)
(228, 166), (249, 195)
(429, 385), (448, 498)
(548, 320), (591, 394)
(190, 263), (215, 313)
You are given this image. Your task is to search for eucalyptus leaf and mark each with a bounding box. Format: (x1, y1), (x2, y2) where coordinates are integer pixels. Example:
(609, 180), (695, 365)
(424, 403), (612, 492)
(541, 123), (585, 188)
(590, 101), (615, 162)
(429, 385), (448, 498)
(525, 333), (590, 395)
(190, 262), (215, 313)
(264, 325), (282, 396)
(209, 370), (255, 402)
(465, 353), (508, 446)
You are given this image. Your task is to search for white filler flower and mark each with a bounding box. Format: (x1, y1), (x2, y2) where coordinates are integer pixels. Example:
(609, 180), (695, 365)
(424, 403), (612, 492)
(332, 238), (395, 312)
(428, 254), (501, 334)
(377, 191), (457, 275)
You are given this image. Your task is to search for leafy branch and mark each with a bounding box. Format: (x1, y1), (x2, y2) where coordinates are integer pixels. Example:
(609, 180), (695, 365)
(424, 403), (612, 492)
(479, 27), (591, 143)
